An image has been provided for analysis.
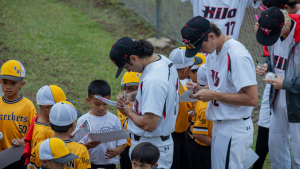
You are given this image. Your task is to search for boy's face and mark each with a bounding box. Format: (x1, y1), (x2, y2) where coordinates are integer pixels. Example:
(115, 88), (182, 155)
(122, 85), (139, 94)
(42, 160), (66, 169)
(0, 79), (25, 99)
(132, 160), (157, 169)
(189, 70), (198, 83)
(86, 95), (110, 116)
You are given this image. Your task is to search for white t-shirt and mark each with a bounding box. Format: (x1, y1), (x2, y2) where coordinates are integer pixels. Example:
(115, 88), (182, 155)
(272, 22), (296, 111)
(77, 111), (127, 165)
(205, 39), (257, 121)
(258, 84), (271, 128)
(181, 0), (260, 40)
(127, 55), (179, 137)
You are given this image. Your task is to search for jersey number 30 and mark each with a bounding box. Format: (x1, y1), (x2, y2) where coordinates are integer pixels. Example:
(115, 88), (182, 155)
(18, 125), (27, 134)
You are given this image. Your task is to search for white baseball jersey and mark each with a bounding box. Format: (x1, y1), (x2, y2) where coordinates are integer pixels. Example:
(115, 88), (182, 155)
(205, 39), (257, 121)
(181, 0), (260, 40)
(127, 54), (179, 137)
(271, 23), (296, 111)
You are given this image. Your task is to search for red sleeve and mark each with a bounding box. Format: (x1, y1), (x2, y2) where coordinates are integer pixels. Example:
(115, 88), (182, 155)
(263, 46), (270, 57)
(22, 114), (39, 165)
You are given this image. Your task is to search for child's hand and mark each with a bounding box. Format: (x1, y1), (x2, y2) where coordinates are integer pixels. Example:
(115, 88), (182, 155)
(11, 138), (24, 147)
(105, 148), (119, 159)
(84, 140), (101, 149)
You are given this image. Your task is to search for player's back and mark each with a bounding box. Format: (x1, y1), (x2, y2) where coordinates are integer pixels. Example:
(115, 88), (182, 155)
(65, 141), (91, 169)
(31, 120), (54, 149)
(0, 95), (37, 151)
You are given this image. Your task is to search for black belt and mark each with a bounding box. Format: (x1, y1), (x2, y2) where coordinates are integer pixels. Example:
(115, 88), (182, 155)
(130, 133), (170, 142)
(217, 116), (250, 122)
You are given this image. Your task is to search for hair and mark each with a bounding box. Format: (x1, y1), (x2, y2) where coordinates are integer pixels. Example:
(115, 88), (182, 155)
(126, 39), (154, 65)
(50, 123), (73, 133)
(280, 9), (291, 28)
(286, 0), (298, 8)
(191, 69), (198, 74)
(88, 80), (111, 98)
(131, 142), (160, 165)
(203, 23), (222, 42)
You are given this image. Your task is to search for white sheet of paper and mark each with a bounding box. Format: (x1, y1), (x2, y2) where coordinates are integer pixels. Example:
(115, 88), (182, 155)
(0, 145), (25, 168)
(179, 90), (197, 102)
(243, 148), (259, 169)
(88, 129), (130, 143)
(94, 95), (124, 108)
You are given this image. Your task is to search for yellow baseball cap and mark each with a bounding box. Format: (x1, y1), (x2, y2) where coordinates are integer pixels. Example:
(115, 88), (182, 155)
(39, 138), (78, 164)
(191, 53), (206, 70)
(0, 60), (25, 81)
(36, 85), (67, 105)
(121, 72), (141, 87)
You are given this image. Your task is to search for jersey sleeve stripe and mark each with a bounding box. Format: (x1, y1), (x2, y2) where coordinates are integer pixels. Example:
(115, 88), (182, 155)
(193, 128), (208, 132)
(227, 53), (231, 72)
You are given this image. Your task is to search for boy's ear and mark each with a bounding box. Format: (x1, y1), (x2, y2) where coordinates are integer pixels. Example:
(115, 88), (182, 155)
(86, 97), (91, 105)
(20, 80), (25, 89)
(153, 163), (158, 167)
(121, 87), (124, 92)
(44, 105), (52, 111)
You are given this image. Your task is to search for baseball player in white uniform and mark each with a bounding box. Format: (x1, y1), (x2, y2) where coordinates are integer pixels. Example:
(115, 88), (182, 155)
(182, 16), (258, 169)
(110, 37), (179, 169)
(256, 7), (300, 169)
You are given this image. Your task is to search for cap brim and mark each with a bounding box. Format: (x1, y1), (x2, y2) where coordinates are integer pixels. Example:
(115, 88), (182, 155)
(115, 65), (125, 78)
(256, 29), (280, 46)
(0, 75), (23, 81)
(185, 42), (202, 58)
(51, 153), (78, 164)
(76, 110), (82, 118)
(193, 56), (203, 65)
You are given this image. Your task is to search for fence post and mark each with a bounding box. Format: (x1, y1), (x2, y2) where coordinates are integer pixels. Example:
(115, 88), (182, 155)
(156, 0), (161, 39)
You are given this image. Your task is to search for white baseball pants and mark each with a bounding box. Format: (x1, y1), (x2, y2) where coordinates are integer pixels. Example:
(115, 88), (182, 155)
(269, 98), (300, 169)
(129, 135), (174, 169)
(211, 118), (253, 169)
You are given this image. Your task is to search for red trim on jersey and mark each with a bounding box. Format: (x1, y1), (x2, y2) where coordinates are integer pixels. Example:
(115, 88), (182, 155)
(288, 14), (300, 44)
(227, 53), (231, 72)
(162, 101), (166, 119)
(263, 46), (270, 57)
(23, 114), (39, 165)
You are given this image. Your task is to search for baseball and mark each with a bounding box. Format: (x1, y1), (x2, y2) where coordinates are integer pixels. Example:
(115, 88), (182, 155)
(0, 132), (3, 141)
(265, 72), (275, 79)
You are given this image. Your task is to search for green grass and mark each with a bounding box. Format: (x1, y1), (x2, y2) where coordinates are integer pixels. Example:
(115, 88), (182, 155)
(0, 0), (271, 168)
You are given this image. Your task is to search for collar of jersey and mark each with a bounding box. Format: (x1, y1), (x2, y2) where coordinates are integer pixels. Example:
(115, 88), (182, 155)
(64, 140), (72, 143)
(35, 118), (50, 126)
(2, 95), (23, 104)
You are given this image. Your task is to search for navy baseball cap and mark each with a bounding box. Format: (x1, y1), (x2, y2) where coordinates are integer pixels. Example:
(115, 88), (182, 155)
(181, 16), (210, 58)
(256, 7), (284, 46)
(262, 0), (289, 8)
(110, 37), (137, 78)
(262, 0), (275, 8)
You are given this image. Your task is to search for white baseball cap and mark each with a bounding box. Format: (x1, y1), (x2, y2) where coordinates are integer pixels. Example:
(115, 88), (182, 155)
(39, 138), (78, 164)
(36, 85), (67, 105)
(197, 64), (208, 86)
(169, 47), (203, 69)
(49, 101), (77, 126)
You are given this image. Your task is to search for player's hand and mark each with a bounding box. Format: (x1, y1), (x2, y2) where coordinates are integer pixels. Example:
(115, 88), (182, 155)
(190, 89), (214, 102)
(186, 81), (200, 92)
(256, 63), (268, 76)
(84, 140), (101, 149)
(263, 74), (284, 89)
(254, 22), (259, 34)
(11, 138), (24, 147)
(117, 105), (133, 117)
(105, 148), (119, 159)
(116, 93), (131, 106)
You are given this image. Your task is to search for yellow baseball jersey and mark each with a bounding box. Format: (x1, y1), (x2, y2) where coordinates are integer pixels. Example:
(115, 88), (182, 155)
(188, 100), (213, 146)
(31, 119), (54, 150)
(174, 81), (189, 133)
(0, 95), (37, 151)
(29, 140), (91, 169)
(117, 110), (131, 147)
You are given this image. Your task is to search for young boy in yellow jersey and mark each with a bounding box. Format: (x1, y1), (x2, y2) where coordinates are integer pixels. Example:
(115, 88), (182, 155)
(168, 47), (202, 169)
(0, 60), (37, 169)
(29, 101), (91, 169)
(188, 56), (213, 169)
(118, 72), (141, 169)
(39, 138), (78, 169)
(25, 85), (76, 166)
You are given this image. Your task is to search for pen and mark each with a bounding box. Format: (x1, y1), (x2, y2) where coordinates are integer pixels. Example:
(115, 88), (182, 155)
(124, 85), (126, 101)
(256, 61), (265, 68)
(189, 78), (197, 93)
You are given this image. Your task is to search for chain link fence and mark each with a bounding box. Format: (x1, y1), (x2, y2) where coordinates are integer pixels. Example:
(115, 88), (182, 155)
(118, 0), (265, 97)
